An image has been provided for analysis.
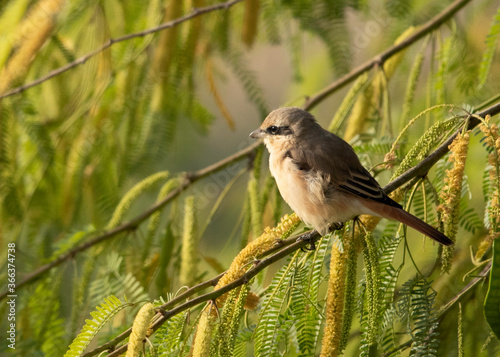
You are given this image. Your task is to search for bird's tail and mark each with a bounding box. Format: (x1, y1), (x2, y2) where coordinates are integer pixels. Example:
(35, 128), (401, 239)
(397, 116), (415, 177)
(362, 200), (454, 246)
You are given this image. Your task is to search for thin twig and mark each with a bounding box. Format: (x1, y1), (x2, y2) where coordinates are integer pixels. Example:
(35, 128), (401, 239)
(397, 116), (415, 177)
(302, 0), (472, 110)
(0, 0), (244, 99)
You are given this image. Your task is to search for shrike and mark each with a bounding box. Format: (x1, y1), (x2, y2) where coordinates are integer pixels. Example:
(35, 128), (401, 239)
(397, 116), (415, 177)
(249, 107), (453, 246)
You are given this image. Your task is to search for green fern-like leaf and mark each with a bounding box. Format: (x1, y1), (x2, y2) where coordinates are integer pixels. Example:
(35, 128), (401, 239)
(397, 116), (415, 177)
(154, 311), (188, 356)
(378, 236), (403, 353)
(89, 253), (149, 306)
(352, 136), (395, 156)
(261, 0), (282, 44)
(378, 236), (402, 306)
(233, 327), (254, 357)
(478, 6), (500, 88)
(281, 0), (352, 76)
(64, 295), (131, 357)
(290, 264), (315, 355)
(106, 170), (169, 229)
(329, 72), (373, 133)
(226, 47), (269, 118)
(26, 274), (67, 357)
(409, 279), (441, 357)
(459, 205), (484, 234)
(48, 226), (95, 261)
(400, 37), (428, 125)
(435, 35), (453, 105)
(254, 252), (299, 356)
(360, 232), (381, 356)
(484, 239), (500, 339)
(339, 236), (358, 354)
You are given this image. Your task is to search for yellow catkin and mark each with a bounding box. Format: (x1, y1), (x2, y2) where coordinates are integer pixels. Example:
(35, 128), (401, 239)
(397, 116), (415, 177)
(192, 306), (217, 357)
(150, 0), (183, 111)
(329, 73), (370, 133)
(476, 117), (500, 260)
(362, 232), (380, 347)
(185, 0), (203, 65)
(205, 55), (236, 130)
(146, 178), (180, 235)
(438, 132), (470, 273)
(343, 27), (413, 142)
(241, 0), (260, 48)
(214, 213), (301, 305)
(243, 291), (259, 310)
(180, 195), (198, 287)
(0, 0), (65, 93)
(343, 84), (373, 143)
(320, 243), (348, 357)
(126, 302), (155, 357)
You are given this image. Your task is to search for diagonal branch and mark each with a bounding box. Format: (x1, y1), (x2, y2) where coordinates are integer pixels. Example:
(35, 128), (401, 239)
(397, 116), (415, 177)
(0, 0), (244, 99)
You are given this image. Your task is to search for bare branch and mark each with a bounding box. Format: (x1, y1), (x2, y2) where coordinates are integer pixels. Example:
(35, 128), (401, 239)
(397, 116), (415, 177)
(0, 0), (244, 99)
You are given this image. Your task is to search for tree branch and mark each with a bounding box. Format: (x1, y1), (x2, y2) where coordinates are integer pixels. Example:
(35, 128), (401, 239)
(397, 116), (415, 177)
(302, 0), (472, 110)
(0, 0), (244, 99)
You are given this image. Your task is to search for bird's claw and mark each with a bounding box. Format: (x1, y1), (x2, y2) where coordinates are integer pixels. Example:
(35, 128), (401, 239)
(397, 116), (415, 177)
(297, 231), (318, 251)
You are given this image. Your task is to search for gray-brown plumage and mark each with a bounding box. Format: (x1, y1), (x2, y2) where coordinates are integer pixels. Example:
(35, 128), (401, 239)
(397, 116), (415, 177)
(249, 107), (453, 246)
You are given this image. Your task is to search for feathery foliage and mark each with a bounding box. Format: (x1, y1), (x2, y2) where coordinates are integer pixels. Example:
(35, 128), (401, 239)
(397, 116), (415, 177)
(64, 295), (131, 357)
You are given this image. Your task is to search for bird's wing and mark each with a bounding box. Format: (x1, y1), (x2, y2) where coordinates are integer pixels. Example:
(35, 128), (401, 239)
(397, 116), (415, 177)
(290, 132), (402, 209)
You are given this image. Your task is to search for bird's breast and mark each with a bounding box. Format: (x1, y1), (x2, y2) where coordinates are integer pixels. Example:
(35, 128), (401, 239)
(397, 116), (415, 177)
(268, 149), (368, 234)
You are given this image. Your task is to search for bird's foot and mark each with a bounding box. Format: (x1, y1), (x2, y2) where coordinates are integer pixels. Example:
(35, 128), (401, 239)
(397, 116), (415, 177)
(297, 230), (320, 251)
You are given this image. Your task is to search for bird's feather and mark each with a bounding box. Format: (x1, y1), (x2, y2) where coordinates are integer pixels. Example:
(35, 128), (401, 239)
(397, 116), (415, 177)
(287, 130), (402, 209)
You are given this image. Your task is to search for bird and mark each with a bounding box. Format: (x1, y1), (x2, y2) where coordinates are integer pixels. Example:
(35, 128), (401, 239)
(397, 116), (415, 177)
(249, 107), (453, 246)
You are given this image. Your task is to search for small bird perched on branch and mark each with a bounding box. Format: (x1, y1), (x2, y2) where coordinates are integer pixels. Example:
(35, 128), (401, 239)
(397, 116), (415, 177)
(249, 107), (453, 246)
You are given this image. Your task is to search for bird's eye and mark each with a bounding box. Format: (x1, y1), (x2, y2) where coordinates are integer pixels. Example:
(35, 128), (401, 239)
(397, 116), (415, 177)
(268, 125), (279, 134)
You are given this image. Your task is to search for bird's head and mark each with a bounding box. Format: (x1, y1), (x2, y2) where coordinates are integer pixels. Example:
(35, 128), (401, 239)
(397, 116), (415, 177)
(249, 107), (318, 148)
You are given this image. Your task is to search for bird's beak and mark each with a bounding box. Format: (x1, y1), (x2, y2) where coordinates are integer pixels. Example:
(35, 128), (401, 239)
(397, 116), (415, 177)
(249, 128), (265, 139)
